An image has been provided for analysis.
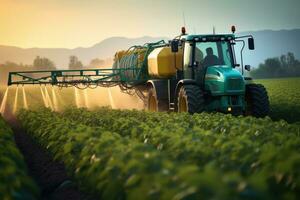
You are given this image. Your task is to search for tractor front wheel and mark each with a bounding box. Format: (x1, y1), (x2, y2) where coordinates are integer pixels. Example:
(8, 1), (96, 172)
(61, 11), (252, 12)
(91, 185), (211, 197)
(177, 85), (204, 114)
(245, 84), (269, 117)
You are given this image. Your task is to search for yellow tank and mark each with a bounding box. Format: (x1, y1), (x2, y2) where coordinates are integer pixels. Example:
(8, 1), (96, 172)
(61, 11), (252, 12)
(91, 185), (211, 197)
(148, 47), (183, 78)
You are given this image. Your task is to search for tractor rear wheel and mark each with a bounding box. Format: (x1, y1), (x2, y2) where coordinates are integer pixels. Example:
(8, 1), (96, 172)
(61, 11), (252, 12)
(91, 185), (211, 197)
(245, 84), (269, 117)
(177, 85), (204, 114)
(146, 87), (168, 112)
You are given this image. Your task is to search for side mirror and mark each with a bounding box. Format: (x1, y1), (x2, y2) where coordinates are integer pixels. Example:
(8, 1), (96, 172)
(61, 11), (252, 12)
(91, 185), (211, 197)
(245, 65), (251, 71)
(171, 40), (179, 53)
(248, 38), (255, 50)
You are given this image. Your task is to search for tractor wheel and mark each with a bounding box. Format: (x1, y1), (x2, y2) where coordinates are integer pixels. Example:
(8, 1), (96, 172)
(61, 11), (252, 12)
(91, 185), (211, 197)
(245, 84), (269, 117)
(177, 85), (204, 114)
(146, 87), (168, 112)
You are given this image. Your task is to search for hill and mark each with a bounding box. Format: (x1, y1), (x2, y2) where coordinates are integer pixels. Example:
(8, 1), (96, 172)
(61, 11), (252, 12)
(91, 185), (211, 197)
(0, 36), (169, 69)
(0, 29), (299, 69)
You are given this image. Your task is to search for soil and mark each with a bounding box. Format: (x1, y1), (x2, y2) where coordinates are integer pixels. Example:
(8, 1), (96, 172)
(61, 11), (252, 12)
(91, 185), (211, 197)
(12, 124), (93, 200)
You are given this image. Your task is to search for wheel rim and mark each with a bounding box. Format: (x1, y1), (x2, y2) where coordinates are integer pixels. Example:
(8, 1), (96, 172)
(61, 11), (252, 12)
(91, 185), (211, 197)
(148, 94), (158, 111)
(178, 95), (188, 112)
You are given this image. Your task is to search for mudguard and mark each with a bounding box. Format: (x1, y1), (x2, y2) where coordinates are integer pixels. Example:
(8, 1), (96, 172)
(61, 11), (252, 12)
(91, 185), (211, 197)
(174, 79), (198, 100)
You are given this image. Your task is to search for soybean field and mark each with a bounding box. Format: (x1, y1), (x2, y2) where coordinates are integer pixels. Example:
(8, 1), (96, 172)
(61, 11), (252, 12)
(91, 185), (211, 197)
(0, 77), (300, 199)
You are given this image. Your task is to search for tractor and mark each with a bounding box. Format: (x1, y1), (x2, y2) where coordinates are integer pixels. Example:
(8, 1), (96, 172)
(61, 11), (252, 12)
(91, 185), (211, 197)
(8, 26), (269, 117)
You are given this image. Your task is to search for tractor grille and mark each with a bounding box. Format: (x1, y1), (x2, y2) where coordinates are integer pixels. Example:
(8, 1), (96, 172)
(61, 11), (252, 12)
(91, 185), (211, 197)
(227, 78), (243, 91)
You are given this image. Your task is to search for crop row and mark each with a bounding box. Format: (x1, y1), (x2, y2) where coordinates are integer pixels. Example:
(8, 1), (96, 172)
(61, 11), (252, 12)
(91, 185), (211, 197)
(0, 117), (39, 200)
(257, 78), (300, 123)
(62, 108), (300, 194)
(19, 108), (300, 199)
(61, 108), (300, 170)
(19, 109), (253, 199)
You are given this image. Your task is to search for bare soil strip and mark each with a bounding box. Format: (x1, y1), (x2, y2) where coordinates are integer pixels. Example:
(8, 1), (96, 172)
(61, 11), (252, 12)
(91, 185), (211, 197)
(13, 126), (90, 200)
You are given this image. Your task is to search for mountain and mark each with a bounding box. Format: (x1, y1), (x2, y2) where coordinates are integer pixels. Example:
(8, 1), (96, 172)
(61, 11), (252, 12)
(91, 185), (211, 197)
(0, 29), (299, 68)
(0, 36), (169, 69)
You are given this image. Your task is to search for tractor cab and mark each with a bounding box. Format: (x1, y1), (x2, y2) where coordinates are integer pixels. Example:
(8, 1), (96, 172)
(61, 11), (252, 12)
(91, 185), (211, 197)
(180, 34), (237, 81)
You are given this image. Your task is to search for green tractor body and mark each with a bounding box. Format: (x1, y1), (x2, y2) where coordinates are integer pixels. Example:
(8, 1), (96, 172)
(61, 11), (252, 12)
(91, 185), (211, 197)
(204, 65), (245, 113)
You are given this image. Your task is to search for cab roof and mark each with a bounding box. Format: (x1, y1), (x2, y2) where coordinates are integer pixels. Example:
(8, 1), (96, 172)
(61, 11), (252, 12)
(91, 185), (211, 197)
(182, 34), (235, 41)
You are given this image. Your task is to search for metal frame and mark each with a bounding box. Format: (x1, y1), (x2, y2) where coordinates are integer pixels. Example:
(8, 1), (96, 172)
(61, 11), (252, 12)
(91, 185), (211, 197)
(8, 68), (146, 86)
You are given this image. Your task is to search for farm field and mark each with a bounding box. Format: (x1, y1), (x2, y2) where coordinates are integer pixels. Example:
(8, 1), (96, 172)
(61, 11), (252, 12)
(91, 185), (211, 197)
(19, 107), (300, 199)
(1, 77), (300, 123)
(1, 1), (300, 199)
(0, 77), (300, 199)
(0, 116), (39, 200)
(256, 77), (300, 123)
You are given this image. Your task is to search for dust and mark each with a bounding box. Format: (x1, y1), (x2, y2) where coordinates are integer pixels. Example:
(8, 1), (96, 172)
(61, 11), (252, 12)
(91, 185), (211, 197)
(0, 84), (144, 120)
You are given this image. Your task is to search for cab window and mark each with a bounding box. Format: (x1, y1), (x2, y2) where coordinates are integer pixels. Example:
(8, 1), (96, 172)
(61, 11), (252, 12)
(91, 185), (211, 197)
(195, 41), (233, 68)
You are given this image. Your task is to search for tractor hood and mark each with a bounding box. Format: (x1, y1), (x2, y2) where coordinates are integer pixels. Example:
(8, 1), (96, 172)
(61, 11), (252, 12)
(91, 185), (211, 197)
(204, 65), (245, 95)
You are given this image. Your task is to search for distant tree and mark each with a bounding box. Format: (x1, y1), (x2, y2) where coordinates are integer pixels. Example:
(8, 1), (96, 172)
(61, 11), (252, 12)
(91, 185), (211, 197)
(287, 52), (297, 66)
(251, 52), (300, 78)
(89, 58), (105, 68)
(68, 56), (83, 69)
(33, 56), (56, 70)
(0, 62), (34, 84)
(280, 54), (287, 67)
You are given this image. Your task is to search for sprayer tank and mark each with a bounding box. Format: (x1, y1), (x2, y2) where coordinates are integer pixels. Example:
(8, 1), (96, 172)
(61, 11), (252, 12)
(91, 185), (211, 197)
(112, 45), (183, 80)
(147, 47), (183, 78)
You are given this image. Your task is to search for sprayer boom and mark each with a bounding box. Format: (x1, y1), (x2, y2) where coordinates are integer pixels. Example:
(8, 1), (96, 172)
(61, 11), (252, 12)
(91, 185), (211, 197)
(8, 68), (145, 88)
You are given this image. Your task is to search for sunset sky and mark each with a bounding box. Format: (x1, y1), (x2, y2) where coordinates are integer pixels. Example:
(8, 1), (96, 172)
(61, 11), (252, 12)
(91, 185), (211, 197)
(0, 0), (299, 48)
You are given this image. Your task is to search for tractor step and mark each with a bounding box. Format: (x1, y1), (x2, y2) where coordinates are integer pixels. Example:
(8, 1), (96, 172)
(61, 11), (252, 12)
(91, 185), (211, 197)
(169, 103), (175, 111)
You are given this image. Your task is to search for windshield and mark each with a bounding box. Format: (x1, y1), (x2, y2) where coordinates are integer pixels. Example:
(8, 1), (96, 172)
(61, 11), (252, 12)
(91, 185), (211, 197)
(194, 41), (234, 68)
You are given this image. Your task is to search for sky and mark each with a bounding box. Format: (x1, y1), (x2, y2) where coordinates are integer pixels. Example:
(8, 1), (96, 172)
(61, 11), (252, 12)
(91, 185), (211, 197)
(0, 0), (299, 48)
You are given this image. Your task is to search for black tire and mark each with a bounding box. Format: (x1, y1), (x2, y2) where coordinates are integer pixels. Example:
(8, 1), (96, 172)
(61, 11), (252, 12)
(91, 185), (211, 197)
(146, 87), (168, 112)
(176, 85), (205, 114)
(245, 84), (269, 117)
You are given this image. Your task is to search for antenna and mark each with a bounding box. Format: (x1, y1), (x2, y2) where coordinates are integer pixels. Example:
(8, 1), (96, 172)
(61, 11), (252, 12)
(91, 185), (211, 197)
(213, 26), (216, 35)
(182, 12), (186, 27)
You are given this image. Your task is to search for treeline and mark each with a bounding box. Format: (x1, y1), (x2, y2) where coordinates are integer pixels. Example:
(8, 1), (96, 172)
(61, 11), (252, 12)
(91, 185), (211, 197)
(66, 56), (108, 69)
(0, 56), (110, 84)
(0, 55), (109, 71)
(250, 52), (300, 78)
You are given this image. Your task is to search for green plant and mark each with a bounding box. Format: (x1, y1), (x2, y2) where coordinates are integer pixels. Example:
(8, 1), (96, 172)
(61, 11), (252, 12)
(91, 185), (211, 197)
(256, 78), (300, 123)
(18, 108), (300, 199)
(0, 117), (39, 200)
